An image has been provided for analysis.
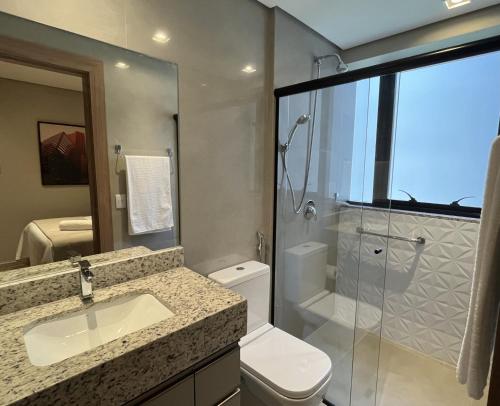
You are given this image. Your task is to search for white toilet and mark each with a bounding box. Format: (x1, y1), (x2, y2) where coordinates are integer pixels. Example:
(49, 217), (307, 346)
(208, 261), (332, 406)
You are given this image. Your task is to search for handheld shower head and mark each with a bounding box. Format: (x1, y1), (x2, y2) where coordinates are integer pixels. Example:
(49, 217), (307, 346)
(281, 113), (311, 152)
(296, 114), (311, 125)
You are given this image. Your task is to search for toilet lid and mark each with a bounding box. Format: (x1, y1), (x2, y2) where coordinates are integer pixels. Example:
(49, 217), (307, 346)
(240, 327), (332, 399)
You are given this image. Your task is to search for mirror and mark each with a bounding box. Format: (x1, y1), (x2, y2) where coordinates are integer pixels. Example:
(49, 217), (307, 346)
(0, 11), (179, 282)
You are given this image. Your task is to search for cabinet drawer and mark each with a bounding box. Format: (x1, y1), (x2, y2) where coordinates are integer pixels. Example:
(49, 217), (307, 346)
(141, 376), (194, 406)
(217, 389), (240, 406)
(195, 348), (240, 406)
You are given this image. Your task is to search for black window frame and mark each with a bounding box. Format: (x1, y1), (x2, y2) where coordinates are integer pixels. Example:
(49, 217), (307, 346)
(364, 72), (483, 219)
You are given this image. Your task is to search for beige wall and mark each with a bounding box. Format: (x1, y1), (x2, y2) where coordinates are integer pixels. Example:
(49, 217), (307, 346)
(0, 78), (90, 261)
(343, 4), (500, 69)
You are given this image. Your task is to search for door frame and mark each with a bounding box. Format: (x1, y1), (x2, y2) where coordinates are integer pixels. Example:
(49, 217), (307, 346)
(273, 34), (500, 405)
(0, 35), (113, 253)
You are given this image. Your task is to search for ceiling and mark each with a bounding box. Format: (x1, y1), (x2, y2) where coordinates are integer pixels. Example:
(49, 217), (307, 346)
(257, 0), (500, 49)
(0, 60), (82, 91)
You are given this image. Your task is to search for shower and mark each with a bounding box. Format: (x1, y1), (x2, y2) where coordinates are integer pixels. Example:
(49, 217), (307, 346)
(274, 46), (498, 406)
(280, 53), (349, 214)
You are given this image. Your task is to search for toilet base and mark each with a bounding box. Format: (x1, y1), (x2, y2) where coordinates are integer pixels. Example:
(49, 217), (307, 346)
(240, 367), (331, 406)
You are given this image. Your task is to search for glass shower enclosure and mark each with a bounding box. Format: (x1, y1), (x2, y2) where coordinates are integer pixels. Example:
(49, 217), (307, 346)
(273, 49), (500, 406)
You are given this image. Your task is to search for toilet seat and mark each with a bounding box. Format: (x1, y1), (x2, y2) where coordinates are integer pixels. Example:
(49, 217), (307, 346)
(240, 324), (332, 400)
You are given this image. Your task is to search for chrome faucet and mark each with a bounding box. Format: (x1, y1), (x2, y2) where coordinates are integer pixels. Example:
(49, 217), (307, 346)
(77, 260), (94, 303)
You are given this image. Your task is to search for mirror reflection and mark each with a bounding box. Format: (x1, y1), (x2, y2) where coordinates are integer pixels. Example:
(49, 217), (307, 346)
(0, 11), (179, 279)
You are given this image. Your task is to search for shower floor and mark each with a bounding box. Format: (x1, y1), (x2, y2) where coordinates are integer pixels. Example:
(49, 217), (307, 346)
(375, 339), (487, 406)
(310, 329), (488, 406)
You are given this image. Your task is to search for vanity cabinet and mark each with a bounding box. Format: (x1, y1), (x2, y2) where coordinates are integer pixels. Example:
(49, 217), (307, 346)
(195, 346), (240, 406)
(142, 376), (194, 406)
(135, 346), (240, 406)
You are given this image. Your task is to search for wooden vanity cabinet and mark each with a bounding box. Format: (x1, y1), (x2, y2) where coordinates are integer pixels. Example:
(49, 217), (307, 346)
(134, 345), (240, 406)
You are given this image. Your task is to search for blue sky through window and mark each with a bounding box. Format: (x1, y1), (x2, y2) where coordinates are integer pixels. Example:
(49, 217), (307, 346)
(350, 51), (500, 208)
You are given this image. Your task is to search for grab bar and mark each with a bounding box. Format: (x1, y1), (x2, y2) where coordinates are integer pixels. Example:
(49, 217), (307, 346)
(356, 226), (426, 245)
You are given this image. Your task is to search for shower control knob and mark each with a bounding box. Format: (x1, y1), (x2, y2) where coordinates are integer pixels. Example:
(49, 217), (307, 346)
(304, 200), (317, 221)
(374, 248), (383, 255)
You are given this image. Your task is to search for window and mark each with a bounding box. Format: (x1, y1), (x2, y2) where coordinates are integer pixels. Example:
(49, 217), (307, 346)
(350, 51), (500, 217)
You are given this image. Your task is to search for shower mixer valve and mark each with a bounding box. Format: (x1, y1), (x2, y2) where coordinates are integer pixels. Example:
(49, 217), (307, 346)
(304, 200), (317, 221)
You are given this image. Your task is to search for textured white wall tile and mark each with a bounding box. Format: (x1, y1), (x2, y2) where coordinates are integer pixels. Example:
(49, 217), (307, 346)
(336, 206), (479, 365)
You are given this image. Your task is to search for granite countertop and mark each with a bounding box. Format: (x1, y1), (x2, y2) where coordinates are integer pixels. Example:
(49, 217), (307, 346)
(0, 267), (247, 405)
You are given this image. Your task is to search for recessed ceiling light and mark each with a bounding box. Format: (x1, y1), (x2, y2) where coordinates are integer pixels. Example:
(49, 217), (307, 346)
(242, 65), (256, 74)
(444, 0), (471, 9)
(115, 61), (130, 69)
(152, 31), (170, 44)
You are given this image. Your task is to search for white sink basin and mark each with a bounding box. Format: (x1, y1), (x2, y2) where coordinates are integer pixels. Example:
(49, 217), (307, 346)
(23, 293), (174, 366)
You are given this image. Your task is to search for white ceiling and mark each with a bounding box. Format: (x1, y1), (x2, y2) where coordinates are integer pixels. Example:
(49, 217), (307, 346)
(258, 0), (500, 49)
(0, 60), (82, 91)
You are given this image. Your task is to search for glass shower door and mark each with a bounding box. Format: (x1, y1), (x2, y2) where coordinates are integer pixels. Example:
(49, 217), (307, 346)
(274, 75), (389, 406)
(334, 75), (392, 406)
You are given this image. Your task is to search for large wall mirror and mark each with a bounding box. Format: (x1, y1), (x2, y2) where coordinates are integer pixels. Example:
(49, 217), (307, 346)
(0, 12), (179, 281)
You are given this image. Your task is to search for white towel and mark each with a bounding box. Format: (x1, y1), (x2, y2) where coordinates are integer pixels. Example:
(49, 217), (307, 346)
(457, 136), (500, 399)
(59, 218), (92, 231)
(125, 155), (173, 235)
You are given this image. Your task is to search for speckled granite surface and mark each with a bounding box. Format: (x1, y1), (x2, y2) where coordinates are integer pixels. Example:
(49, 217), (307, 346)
(0, 247), (184, 316)
(0, 267), (246, 406)
(0, 246), (152, 285)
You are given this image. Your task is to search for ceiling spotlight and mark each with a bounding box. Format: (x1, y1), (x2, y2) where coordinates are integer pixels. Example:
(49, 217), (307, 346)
(242, 65), (256, 74)
(115, 61), (130, 69)
(444, 0), (471, 9)
(152, 31), (170, 44)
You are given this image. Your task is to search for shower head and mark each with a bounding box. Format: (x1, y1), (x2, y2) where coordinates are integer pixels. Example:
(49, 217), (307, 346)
(314, 53), (349, 74)
(281, 113), (311, 152)
(336, 61), (349, 73)
(296, 114), (311, 125)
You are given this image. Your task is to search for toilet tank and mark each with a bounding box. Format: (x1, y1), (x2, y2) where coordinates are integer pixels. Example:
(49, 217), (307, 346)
(208, 261), (270, 334)
(284, 241), (327, 303)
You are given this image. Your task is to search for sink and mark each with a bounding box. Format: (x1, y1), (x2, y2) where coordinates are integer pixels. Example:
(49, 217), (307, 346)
(23, 293), (174, 366)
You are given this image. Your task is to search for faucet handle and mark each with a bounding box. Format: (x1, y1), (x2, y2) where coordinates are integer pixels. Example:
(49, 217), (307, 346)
(77, 260), (93, 282)
(82, 269), (94, 282)
(304, 200), (318, 221)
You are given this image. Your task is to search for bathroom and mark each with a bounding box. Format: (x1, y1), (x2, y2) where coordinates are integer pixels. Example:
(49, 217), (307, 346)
(0, 0), (499, 405)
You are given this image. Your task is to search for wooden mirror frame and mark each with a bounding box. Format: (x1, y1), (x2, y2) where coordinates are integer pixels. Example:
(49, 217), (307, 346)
(0, 35), (113, 253)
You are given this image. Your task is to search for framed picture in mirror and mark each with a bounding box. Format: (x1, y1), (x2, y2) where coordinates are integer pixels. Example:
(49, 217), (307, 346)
(37, 121), (88, 185)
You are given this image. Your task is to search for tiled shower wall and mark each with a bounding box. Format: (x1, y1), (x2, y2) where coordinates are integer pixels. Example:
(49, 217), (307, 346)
(336, 205), (479, 365)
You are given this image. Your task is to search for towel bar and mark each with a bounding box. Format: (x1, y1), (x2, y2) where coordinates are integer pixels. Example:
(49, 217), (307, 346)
(356, 226), (426, 245)
(114, 144), (174, 174)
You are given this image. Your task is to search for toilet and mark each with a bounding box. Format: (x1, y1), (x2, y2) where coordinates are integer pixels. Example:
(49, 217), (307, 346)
(208, 261), (332, 406)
